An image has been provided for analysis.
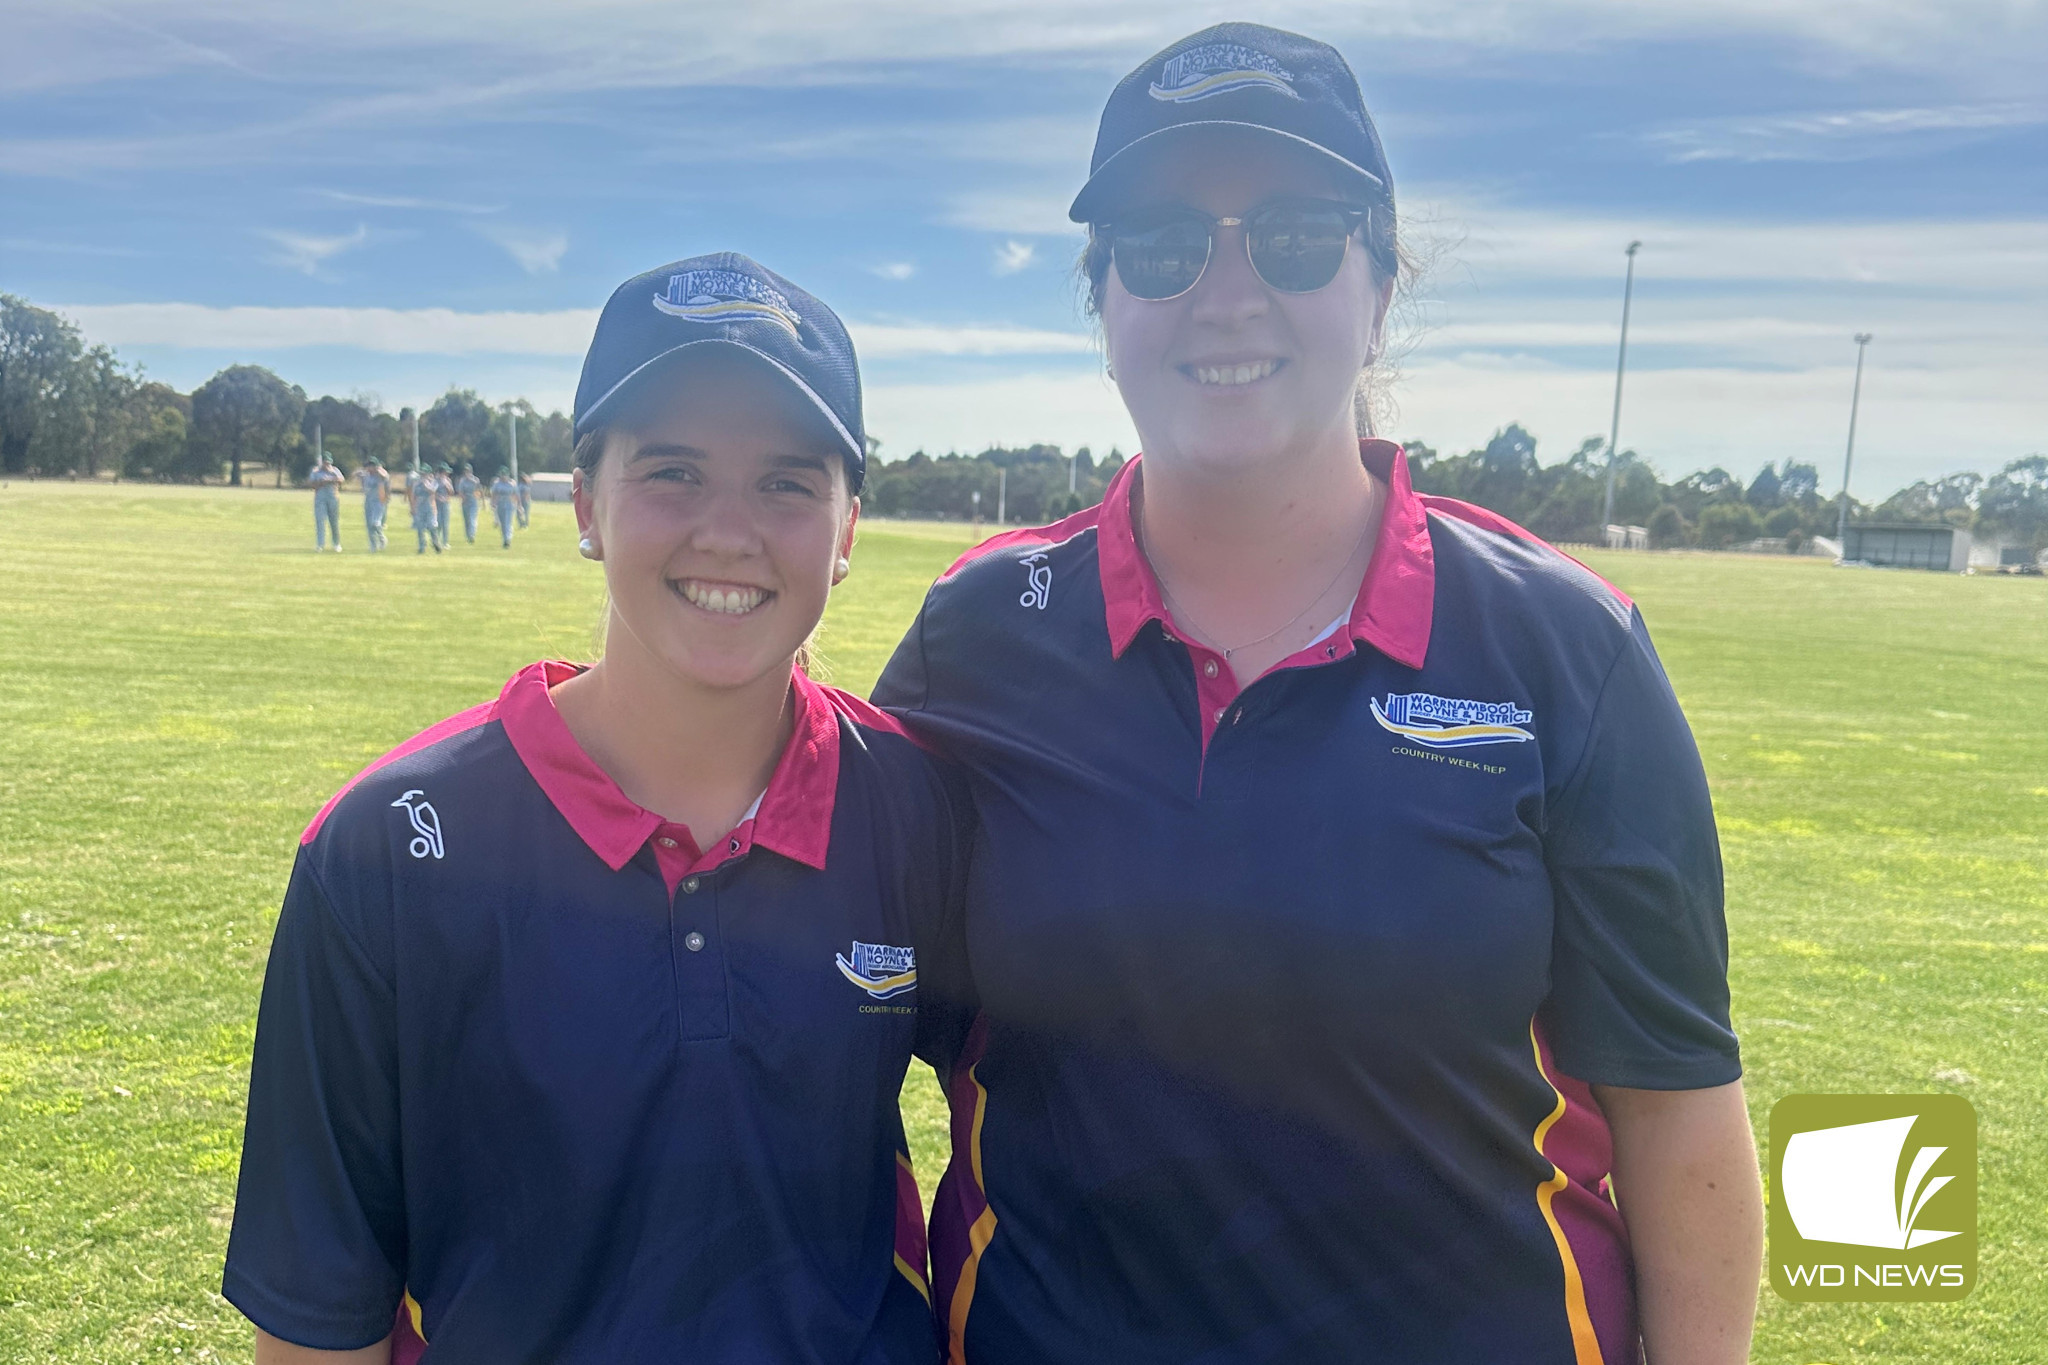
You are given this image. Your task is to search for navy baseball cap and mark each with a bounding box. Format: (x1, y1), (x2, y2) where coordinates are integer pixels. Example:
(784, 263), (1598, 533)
(573, 252), (867, 494)
(1069, 24), (1395, 253)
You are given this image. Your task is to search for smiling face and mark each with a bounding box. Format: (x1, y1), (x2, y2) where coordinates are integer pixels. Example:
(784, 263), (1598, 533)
(1097, 127), (1391, 479)
(573, 348), (858, 692)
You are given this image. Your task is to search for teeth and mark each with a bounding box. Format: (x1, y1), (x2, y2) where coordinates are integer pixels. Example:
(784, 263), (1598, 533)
(681, 581), (768, 614)
(1193, 360), (1278, 386)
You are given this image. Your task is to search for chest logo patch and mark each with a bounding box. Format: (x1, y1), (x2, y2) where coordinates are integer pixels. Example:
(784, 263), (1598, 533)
(390, 789), (445, 859)
(836, 941), (917, 999)
(1371, 691), (1535, 748)
(1019, 551), (1052, 610)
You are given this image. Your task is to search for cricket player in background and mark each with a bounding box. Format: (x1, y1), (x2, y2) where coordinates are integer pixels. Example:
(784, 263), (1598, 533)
(307, 455), (344, 553)
(490, 469), (518, 548)
(407, 468), (440, 555)
(358, 458), (391, 552)
(457, 462), (482, 544)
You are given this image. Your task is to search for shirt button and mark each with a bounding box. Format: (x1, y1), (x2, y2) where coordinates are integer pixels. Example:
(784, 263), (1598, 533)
(1203, 659), (1219, 679)
(656, 836), (677, 849)
(1214, 707), (1226, 723)
(681, 876), (700, 895)
(684, 931), (706, 952)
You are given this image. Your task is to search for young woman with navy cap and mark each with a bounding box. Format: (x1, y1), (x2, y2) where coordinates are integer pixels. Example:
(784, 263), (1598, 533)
(878, 23), (1762, 1365)
(227, 253), (967, 1364)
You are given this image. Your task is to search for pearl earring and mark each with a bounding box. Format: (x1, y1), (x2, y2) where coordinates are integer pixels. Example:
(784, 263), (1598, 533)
(833, 556), (851, 583)
(578, 537), (599, 560)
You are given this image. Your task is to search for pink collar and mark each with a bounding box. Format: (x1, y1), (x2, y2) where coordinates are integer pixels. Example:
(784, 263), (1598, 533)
(497, 661), (840, 874)
(1094, 440), (1435, 671)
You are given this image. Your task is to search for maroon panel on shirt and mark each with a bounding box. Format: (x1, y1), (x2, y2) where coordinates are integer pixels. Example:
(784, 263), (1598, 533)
(928, 1014), (992, 1359)
(1533, 1018), (1640, 1364)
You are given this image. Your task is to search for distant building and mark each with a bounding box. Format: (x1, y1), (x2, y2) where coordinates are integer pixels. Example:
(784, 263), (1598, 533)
(1842, 522), (1971, 572)
(1602, 524), (1649, 550)
(528, 472), (574, 503)
(1967, 537), (2046, 571)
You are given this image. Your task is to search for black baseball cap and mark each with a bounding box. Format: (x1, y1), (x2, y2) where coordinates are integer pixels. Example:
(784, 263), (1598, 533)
(573, 251), (867, 494)
(1069, 23), (1395, 252)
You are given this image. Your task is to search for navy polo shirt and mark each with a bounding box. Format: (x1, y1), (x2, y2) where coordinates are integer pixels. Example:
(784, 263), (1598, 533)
(224, 661), (968, 1364)
(874, 443), (1740, 1365)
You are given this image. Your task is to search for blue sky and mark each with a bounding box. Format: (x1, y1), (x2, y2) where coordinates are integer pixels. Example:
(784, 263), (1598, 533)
(4, 0), (2044, 496)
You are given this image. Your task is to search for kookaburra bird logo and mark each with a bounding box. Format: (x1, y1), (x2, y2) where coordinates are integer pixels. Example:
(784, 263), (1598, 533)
(390, 789), (445, 860)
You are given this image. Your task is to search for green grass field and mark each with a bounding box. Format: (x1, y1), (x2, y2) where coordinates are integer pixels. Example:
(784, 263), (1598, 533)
(2, 480), (2043, 1363)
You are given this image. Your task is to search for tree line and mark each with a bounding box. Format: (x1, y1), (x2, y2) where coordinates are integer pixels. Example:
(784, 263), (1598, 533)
(866, 425), (2046, 555)
(1402, 424), (2046, 553)
(0, 295), (573, 486)
(6, 293), (2043, 553)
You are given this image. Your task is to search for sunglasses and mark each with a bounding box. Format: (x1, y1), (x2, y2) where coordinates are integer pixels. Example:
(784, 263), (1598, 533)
(1101, 198), (1375, 302)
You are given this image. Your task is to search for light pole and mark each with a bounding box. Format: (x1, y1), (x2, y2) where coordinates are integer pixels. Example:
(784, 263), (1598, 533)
(507, 406), (519, 480)
(1835, 333), (1874, 552)
(1601, 240), (1642, 531)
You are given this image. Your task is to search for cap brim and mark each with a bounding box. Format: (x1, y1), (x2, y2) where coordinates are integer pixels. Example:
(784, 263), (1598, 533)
(1068, 121), (1387, 224)
(574, 338), (864, 490)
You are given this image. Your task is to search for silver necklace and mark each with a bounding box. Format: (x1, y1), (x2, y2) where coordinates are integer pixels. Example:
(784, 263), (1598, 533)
(1139, 491), (1378, 663)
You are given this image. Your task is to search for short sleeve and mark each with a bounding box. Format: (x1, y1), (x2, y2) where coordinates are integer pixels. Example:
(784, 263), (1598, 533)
(222, 849), (406, 1349)
(1540, 609), (1741, 1091)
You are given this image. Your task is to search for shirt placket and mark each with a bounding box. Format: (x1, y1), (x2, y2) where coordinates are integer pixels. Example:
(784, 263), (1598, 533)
(650, 819), (742, 1044)
(670, 866), (731, 1042)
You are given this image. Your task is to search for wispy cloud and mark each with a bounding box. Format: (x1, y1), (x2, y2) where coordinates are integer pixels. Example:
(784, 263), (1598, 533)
(853, 323), (1091, 358)
(258, 224), (369, 277)
(866, 370), (1135, 457)
(11, 1), (2039, 97)
(52, 302), (1095, 361)
(481, 226), (569, 275)
(0, 237), (151, 258)
(1641, 102), (2047, 163)
(870, 262), (917, 281)
(315, 188), (504, 214)
(945, 190), (1083, 238)
(993, 240), (1037, 275)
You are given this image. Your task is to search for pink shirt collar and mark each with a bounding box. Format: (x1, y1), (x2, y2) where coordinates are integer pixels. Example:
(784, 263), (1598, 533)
(1094, 439), (1436, 672)
(496, 660), (840, 877)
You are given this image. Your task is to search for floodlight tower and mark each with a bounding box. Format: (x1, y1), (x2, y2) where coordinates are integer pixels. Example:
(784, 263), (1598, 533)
(1600, 240), (1643, 530)
(1835, 333), (1874, 550)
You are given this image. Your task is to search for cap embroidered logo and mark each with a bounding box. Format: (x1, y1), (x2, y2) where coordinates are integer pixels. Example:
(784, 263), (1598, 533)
(651, 269), (804, 336)
(1148, 43), (1299, 103)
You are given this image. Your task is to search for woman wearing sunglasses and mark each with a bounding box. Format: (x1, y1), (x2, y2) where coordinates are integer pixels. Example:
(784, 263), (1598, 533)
(876, 23), (1761, 1365)
(226, 254), (965, 1364)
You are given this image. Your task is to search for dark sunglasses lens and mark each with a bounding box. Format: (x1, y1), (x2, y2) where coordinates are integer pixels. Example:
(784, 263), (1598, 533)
(1111, 215), (1211, 300)
(1248, 206), (1354, 293)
